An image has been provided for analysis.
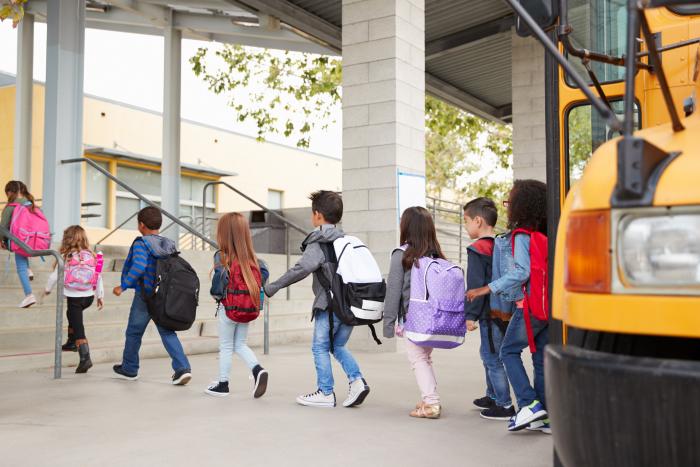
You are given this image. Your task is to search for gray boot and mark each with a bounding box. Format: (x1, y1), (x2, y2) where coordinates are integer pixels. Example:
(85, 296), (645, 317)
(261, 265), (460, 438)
(76, 342), (93, 374)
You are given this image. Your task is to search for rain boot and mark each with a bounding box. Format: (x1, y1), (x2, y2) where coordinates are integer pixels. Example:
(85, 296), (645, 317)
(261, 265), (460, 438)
(76, 340), (93, 374)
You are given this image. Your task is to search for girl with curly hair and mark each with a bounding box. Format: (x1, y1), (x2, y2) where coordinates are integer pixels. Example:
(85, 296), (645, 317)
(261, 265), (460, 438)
(466, 179), (549, 434)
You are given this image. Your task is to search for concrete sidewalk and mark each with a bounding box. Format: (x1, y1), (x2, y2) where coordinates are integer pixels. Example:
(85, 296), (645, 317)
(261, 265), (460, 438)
(0, 337), (552, 467)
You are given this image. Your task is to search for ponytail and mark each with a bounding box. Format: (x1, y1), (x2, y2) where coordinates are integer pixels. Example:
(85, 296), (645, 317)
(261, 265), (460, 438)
(4, 181), (35, 212)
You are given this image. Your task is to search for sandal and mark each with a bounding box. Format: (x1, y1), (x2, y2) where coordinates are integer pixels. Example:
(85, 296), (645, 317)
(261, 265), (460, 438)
(410, 402), (441, 419)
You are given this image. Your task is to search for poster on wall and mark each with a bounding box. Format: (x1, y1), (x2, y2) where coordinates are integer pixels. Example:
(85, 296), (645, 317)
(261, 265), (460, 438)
(397, 171), (426, 222)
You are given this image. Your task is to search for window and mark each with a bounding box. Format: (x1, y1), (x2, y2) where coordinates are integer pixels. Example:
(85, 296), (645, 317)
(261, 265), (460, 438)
(566, 100), (641, 187)
(84, 161), (108, 228)
(268, 190), (283, 210)
(566, 0), (628, 86)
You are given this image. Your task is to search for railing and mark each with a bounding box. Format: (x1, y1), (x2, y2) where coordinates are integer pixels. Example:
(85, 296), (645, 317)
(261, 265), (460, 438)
(426, 196), (466, 265)
(0, 225), (65, 379)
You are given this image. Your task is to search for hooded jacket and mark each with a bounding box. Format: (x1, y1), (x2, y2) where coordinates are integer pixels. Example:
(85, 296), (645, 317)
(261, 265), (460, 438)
(264, 224), (344, 312)
(465, 237), (494, 322)
(121, 234), (177, 294)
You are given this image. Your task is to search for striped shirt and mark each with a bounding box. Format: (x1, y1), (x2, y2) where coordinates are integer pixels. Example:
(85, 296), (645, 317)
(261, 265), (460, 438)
(120, 238), (158, 294)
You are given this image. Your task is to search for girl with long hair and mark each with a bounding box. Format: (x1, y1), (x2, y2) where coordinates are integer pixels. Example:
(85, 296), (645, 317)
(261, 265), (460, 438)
(1, 180), (38, 308)
(383, 206), (447, 419)
(205, 212), (268, 398)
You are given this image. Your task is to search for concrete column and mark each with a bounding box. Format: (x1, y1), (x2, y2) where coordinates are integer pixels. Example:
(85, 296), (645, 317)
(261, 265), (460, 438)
(342, 0), (425, 351)
(42, 0), (85, 238)
(161, 14), (182, 241)
(511, 31), (546, 181)
(13, 13), (33, 183)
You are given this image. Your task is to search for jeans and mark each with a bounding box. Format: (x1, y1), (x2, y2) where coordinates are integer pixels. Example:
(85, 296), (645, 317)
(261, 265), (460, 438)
(15, 253), (32, 296)
(406, 340), (439, 405)
(67, 296), (94, 342)
(499, 308), (548, 410)
(312, 311), (362, 395)
(121, 293), (191, 374)
(218, 307), (259, 382)
(479, 319), (512, 408)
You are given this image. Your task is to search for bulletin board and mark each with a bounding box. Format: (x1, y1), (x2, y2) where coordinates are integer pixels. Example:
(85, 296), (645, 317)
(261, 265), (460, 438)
(397, 170), (426, 222)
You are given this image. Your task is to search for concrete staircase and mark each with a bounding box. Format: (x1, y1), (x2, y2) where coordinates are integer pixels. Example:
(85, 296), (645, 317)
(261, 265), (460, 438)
(0, 247), (315, 374)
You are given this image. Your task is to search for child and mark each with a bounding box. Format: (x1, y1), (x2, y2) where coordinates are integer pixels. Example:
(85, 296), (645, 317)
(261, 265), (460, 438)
(44, 225), (104, 373)
(383, 206), (447, 419)
(264, 190), (370, 408)
(463, 198), (514, 421)
(205, 212), (269, 398)
(1, 181), (37, 308)
(112, 207), (192, 385)
(467, 180), (549, 433)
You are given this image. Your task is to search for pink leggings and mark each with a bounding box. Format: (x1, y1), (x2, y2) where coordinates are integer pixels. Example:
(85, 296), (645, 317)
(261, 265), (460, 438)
(406, 340), (439, 405)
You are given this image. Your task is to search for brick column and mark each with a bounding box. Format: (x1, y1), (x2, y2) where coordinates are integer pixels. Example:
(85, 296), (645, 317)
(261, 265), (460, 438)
(342, 0), (425, 352)
(511, 31), (546, 182)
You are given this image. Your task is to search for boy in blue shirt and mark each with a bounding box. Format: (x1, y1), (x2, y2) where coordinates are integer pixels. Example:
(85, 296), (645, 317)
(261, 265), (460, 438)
(112, 207), (192, 385)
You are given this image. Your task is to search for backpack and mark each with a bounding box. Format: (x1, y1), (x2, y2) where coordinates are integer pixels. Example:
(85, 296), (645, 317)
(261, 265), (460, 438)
(511, 228), (549, 353)
(221, 260), (263, 323)
(401, 247), (466, 349)
(7, 202), (51, 257)
(210, 251), (269, 305)
(141, 241), (200, 331)
(317, 236), (386, 349)
(64, 250), (103, 291)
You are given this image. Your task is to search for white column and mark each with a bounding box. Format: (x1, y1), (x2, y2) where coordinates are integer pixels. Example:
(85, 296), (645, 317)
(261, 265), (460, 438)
(42, 0), (84, 239)
(14, 13), (33, 183)
(342, 0), (425, 351)
(161, 14), (181, 241)
(512, 31), (546, 181)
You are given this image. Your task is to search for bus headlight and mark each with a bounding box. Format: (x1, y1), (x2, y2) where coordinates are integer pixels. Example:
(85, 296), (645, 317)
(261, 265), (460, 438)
(618, 214), (700, 288)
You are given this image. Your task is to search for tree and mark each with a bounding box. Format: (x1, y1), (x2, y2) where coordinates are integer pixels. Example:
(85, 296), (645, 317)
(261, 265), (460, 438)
(0, 0), (27, 28)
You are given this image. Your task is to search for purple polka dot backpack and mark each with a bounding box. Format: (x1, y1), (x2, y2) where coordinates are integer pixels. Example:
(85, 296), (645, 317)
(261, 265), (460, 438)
(397, 246), (467, 349)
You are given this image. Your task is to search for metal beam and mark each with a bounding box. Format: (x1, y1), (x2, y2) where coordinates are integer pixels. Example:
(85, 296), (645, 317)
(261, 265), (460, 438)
(14, 13), (34, 182)
(426, 73), (507, 123)
(426, 15), (514, 60)
(226, 0), (341, 52)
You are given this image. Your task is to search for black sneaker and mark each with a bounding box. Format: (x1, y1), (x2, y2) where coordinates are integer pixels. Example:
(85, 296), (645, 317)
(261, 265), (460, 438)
(473, 396), (496, 410)
(252, 365), (268, 399)
(480, 405), (516, 421)
(113, 364), (138, 381)
(62, 341), (77, 352)
(172, 369), (192, 386)
(205, 381), (229, 397)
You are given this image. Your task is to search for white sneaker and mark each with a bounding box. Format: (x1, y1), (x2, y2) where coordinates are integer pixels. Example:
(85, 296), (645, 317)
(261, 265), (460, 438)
(19, 294), (36, 308)
(343, 378), (370, 407)
(296, 389), (336, 408)
(508, 400), (548, 432)
(527, 418), (552, 434)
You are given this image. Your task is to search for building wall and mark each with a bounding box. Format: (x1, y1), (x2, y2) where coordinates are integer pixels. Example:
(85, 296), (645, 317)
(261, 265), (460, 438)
(511, 31), (546, 182)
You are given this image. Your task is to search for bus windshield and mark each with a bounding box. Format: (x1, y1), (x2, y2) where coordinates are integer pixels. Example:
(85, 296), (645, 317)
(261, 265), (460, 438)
(566, 0), (628, 86)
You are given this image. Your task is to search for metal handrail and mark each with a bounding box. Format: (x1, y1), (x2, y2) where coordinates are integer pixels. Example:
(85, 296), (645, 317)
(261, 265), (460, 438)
(0, 225), (65, 379)
(95, 211), (139, 248)
(425, 196), (465, 265)
(161, 215), (194, 234)
(62, 158), (218, 249)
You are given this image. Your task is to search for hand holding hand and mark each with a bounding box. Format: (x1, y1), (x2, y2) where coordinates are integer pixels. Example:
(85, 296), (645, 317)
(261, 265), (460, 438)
(466, 320), (478, 332)
(466, 286), (490, 302)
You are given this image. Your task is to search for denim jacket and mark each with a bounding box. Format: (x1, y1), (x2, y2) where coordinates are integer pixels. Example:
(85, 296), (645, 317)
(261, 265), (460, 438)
(488, 232), (526, 314)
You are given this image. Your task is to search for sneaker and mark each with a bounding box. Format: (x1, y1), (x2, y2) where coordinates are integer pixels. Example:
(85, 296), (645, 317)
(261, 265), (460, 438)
(252, 366), (268, 399)
(296, 389), (336, 408)
(172, 369), (192, 386)
(480, 405), (516, 421)
(19, 294), (36, 308)
(343, 378), (370, 407)
(508, 400), (548, 432)
(473, 395), (496, 410)
(205, 381), (229, 397)
(527, 418), (552, 434)
(112, 364), (138, 381)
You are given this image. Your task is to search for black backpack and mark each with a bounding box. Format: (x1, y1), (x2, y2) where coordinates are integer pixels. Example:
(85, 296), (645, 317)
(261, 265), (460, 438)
(143, 252), (200, 331)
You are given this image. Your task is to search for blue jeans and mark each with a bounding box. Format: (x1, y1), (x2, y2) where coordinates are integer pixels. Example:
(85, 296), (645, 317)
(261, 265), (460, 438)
(218, 306), (258, 382)
(479, 319), (512, 408)
(312, 311), (362, 395)
(121, 293), (191, 374)
(15, 253), (32, 296)
(499, 308), (548, 410)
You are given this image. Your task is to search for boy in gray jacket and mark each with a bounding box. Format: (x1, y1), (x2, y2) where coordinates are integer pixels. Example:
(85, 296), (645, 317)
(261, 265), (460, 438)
(264, 191), (370, 408)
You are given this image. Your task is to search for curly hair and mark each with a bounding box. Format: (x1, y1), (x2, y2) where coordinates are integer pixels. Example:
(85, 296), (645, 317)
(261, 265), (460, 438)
(507, 179), (547, 234)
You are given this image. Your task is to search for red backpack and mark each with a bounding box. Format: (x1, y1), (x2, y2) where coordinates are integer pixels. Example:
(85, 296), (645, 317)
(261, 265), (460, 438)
(511, 228), (549, 353)
(221, 260), (262, 323)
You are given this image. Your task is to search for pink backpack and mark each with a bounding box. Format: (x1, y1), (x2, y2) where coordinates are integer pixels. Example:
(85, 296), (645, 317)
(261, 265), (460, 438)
(64, 250), (103, 291)
(8, 202), (51, 257)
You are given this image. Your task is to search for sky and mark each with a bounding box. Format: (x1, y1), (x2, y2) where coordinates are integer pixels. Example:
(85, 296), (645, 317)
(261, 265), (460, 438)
(0, 22), (342, 158)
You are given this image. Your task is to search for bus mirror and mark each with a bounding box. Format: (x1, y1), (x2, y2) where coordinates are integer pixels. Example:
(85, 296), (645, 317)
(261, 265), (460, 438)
(515, 0), (559, 37)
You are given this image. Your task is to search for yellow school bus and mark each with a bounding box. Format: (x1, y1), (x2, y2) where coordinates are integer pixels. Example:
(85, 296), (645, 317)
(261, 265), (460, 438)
(510, 1), (700, 465)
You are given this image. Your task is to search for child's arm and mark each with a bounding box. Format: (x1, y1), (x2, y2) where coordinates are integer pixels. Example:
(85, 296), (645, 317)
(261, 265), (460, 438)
(120, 239), (149, 291)
(264, 244), (325, 297)
(382, 250), (405, 339)
(465, 249), (488, 327)
(487, 233), (531, 297)
(44, 267), (58, 295)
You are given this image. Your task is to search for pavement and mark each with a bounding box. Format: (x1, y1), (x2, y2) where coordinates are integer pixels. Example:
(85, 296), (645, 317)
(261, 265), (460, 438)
(0, 336), (552, 467)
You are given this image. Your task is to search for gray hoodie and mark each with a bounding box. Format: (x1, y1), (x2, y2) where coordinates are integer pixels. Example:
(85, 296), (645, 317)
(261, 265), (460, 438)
(264, 224), (344, 312)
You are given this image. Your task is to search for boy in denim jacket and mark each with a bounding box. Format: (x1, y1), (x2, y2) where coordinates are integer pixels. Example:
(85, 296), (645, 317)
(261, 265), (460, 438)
(463, 198), (514, 420)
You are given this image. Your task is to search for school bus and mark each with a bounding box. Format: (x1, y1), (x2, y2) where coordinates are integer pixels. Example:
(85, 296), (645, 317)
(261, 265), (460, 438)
(509, 1), (700, 465)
